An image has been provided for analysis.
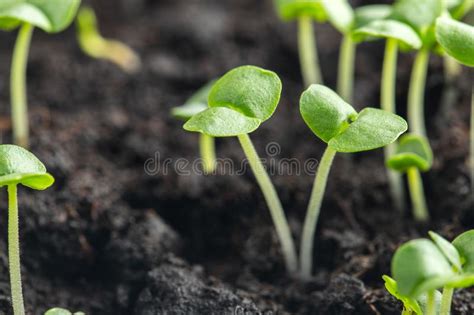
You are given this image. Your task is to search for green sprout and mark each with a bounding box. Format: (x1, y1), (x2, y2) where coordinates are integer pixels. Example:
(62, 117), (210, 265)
(299, 85), (407, 278)
(44, 308), (85, 315)
(353, 18), (422, 212)
(0, 0), (81, 148)
(385, 230), (474, 315)
(0, 145), (54, 315)
(171, 81), (217, 174)
(76, 6), (141, 74)
(387, 134), (433, 222)
(183, 65), (298, 274)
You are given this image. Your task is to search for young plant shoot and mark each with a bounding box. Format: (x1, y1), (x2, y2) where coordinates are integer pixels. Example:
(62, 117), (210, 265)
(386, 230), (474, 315)
(171, 81), (217, 174)
(183, 66), (298, 274)
(0, 145), (54, 315)
(44, 308), (85, 315)
(76, 6), (141, 74)
(353, 18), (422, 212)
(299, 85), (407, 278)
(0, 0), (81, 148)
(387, 134), (433, 222)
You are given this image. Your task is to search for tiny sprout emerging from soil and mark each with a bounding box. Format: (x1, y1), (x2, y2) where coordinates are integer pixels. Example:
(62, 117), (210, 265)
(45, 308), (85, 315)
(299, 85), (407, 278)
(76, 6), (141, 74)
(0, 145), (54, 315)
(387, 134), (433, 222)
(183, 65), (298, 274)
(171, 81), (217, 174)
(0, 0), (81, 148)
(385, 230), (474, 315)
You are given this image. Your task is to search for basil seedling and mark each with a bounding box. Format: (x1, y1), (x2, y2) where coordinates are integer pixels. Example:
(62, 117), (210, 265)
(45, 308), (85, 315)
(183, 66), (298, 274)
(171, 81), (217, 174)
(387, 134), (433, 222)
(299, 85), (407, 278)
(0, 145), (54, 315)
(0, 0), (81, 147)
(353, 18), (421, 212)
(76, 6), (141, 74)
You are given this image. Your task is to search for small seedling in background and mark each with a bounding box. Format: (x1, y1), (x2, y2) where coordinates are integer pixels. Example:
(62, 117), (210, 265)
(171, 81), (217, 174)
(386, 230), (474, 315)
(183, 65), (298, 274)
(0, 145), (54, 315)
(0, 0), (81, 148)
(76, 6), (141, 74)
(45, 308), (85, 315)
(353, 18), (422, 212)
(436, 17), (474, 193)
(387, 134), (433, 222)
(299, 85), (407, 278)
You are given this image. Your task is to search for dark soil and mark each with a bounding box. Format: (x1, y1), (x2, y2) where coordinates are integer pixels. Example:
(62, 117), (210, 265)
(0, 0), (472, 314)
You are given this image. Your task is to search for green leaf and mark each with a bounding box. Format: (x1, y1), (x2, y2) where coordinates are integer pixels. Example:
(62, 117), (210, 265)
(184, 107), (261, 137)
(44, 308), (85, 315)
(328, 108), (408, 153)
(392, 0), (444, 32)
(387, 134), (433, 172)
(429, 231), (463, 272)
(383, 275), (423, 314)
(300, 84), (358, 143)
(453, 230), (474, 273)
(208, 65), (282, 122)
(0, 0), (81, 33)
(273, 0), (327, 22)
(321, 0), (354, 34)
(171, 80), (215, 121)
(353, 5), (392, 30)
(436, 17), (474, 67)
(352, 19), (422, 49)
(0, 144), (54, 190)
(392, 239), (455, 297)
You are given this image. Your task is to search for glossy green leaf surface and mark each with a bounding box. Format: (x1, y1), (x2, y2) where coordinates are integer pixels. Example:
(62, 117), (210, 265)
(353, 4), (392, 30)
(0, 144), (54, 190)
(0, 0), (81, 32)
(436, 17), (474, 67)
(387, 134), (433, 172)
(453, 230), (474, 273)
(321, 0), (354, 33)
(429, 231), (462, 272)
(171, 80), (215, 121)
(273, 0), (327, 22)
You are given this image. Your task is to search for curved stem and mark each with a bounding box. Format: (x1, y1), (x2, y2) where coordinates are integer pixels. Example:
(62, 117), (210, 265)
(382, 39), (405, 212)
(337, 35), (355, 103)
(298, 16), (323, 86)
(8, 185), (25, 315)
(199, 134), (216, 174)
(300, 146), (337, 278)
(407, 167), (429, 222)
(408, 49), (430, 137)
(440, 287), (454, 315)
(11, 23), (34, 148)
(426, 290), (436, 315)
(237, 134), (298, 274)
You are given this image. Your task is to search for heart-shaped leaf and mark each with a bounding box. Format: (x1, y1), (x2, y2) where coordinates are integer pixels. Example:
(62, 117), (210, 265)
(436, 17), (474, 67)
(171, 80), (215, 121)
(274, 0), (327, 22)
(453, 230), (474, 273)
(0, 144), (54, 190)
(0, 0), (81, 33)
(392, 0), (443, 33)
(429, 231), (463, 272)
(321, 0), (354, 34)
(353, 5), (392, 30)
(387, 134), (433, 172)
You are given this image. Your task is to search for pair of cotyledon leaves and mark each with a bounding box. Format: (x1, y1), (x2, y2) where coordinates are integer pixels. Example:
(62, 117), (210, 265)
(0, 0), (80, 33)
(184, 66), (407, 153)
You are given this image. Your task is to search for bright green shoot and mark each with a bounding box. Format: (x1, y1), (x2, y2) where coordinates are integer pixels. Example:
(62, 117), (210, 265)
(172, 81), (217, 174)
(44, 308), (85, 315)
(0, 0), (81, 148)
(183, 65), (298, 274)
(0, 145), (54, 315)
(299, 85), (407, 278)
(386, 230), (474, 315)
(76, 6), (141, 74)
(387, 134), (433, 222)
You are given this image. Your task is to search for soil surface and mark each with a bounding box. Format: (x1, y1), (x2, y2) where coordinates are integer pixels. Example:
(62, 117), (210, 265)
(0, 0), (472, 314)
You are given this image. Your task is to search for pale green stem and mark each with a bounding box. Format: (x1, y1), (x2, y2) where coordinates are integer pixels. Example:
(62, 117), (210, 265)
(426, 290), (436, 315)
(407, 167), (429, 222)
(199, 134), (216, 174)
(300, 146), (337, 278)
(237, 134), (298, 274)
(337, 35), (356, 104)
(471, 83), (474, 194)
(11, 23), (34, 148)
(382, 39), (405, 212)
(439, 55), (462, 121)
(298, 16), (323, 87)
(408, 49), (430, 137)
(8, 185), (25, 315)
(440, 287), (454, 315)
